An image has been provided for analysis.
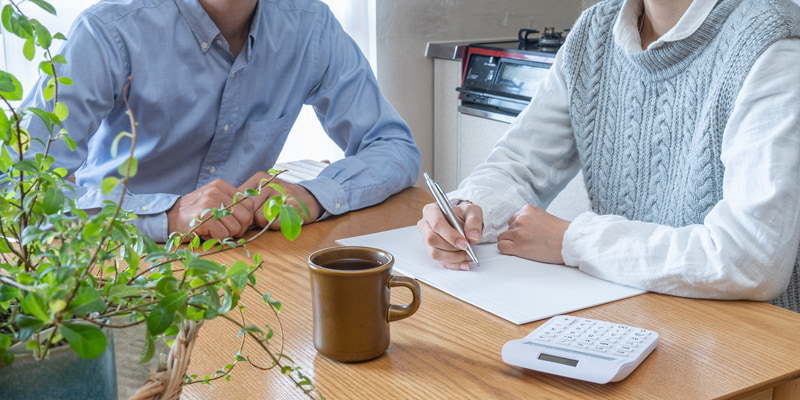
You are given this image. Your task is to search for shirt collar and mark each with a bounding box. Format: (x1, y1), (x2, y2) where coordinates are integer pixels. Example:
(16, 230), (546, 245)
(174, 0), (261, 55)
(613, 0), (719, 53)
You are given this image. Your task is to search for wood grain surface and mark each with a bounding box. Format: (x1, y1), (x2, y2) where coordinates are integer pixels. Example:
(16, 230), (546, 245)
(180, 188), (800, 400)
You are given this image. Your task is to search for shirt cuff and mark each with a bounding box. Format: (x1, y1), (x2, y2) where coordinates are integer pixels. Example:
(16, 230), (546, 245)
(131, 212), (171, 242)
(561, 211), (597, 267)
(298, 176), (349, 216)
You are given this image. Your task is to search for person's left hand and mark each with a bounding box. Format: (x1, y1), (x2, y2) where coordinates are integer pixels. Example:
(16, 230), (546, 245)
(497, 205), (570, 265)
(238, 171), (323, 229)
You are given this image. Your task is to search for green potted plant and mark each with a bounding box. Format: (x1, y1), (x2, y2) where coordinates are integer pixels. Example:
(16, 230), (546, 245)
(0, 1), (318, 398)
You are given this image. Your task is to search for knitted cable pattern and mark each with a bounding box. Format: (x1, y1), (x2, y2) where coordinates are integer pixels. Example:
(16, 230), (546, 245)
(561, 0), (800, 311)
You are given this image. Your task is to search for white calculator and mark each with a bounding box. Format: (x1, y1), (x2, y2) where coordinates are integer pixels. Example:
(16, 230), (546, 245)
(502, 315), (659, 384)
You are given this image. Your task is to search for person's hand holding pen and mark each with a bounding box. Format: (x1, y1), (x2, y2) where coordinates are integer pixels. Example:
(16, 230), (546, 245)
(417, 175), (484, 271)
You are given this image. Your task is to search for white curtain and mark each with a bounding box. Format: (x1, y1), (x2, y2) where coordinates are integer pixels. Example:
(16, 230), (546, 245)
(0, 0), (377, 164)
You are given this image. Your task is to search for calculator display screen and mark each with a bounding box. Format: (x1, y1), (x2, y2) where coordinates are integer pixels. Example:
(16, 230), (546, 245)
(538, 353), (579, 367)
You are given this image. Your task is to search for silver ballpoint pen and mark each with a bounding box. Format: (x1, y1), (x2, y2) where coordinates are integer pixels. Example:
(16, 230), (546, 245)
(423, 172), (480, 266)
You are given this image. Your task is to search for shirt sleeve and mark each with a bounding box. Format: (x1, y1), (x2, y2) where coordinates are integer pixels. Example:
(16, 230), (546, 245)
(447, 47), (579, 242)
(18, 12), (178, 242)
(297, 7), (421, 215)
(562, 39), (800, 301)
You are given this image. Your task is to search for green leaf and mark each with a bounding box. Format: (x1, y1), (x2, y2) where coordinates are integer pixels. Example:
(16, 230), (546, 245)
(54, 102), (68, 121)
(68, 285), (107, 314)
(60, 323), (107, 359)
(21, 292), (50, 322)
(1, 6), (13, 34)
(14, 314), (44, 341)
(0, 71), (23, 101)
(220, 287), (236, 313)
(146, 306), (173, 336)
(43, 78), (55, 101)
(0, 72), (14, 93)
(2, 5), (33, 39)
(52, 54), (67, 64)
(124, 246), (140, 270)
(279, 205), (302, 241)
(31, 20), (53, 49)
(186, 258), (224, 275)
(39, 61), (54, 77)
(0, 110), (9, 139)
(57, 76), (73, 85)
(160, 291), (188, 315)
(108, 285), (141, 303)
(263, 197), (282, 221)
(201, 238), (219, 252)
(28, 0), (57, 16)
(140, 334), (155, 363)
(0, 285), (20, 302)
(67, 286), (107, 315)
(23, 37), (35, 60)
(226, 260), (248, 295)
(262, 293), (282, 312)
(60, 134), (76, 151)
(41, 187), (65, 214)
(118, 157), (138, 177)
(100, 176), (119, 195)
(154, 276), (180, 295)
(27, 107), (60, 129)
(0, 333), (10, 350)
(146, 293), (188, 337)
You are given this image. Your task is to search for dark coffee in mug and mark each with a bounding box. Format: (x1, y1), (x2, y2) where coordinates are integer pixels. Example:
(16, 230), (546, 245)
(322, 258), (383, 271)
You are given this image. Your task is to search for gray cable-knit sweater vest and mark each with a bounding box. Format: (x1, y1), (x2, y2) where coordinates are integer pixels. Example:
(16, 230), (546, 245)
(561, 0), (800, 312)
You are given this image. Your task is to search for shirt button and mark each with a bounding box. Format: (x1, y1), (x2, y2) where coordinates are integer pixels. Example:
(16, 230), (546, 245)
(210, 166), (216, 174)
(335, 202), (341, 210)
(140, 205), (149, 211)
(223, 124), (229, 131)
(230, 73), (236, 79)
(201, 42), (208, 50)
(216, 39), (223, 46)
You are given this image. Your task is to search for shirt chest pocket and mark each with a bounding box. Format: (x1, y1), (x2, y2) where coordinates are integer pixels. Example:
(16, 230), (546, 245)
(232, 113), (294, 178)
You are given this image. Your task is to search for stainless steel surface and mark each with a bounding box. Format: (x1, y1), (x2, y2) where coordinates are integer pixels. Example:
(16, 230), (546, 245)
(458, 105), (518, 124)
(425, 38), (516, 60)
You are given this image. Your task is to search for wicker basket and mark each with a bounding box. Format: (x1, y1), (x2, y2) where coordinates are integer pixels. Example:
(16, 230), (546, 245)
(129, 320), (202, 400)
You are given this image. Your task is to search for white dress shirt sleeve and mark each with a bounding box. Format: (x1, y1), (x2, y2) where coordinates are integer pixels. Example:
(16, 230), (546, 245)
(563, 39), (800, 301)
(448, 47), (578, 243)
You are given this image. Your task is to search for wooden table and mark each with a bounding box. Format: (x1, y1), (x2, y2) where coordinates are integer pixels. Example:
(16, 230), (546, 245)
(181, 187), (800, 400)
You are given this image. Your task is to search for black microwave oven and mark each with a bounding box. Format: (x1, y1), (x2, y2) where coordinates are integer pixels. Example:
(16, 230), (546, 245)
(457, 29), (565, 118)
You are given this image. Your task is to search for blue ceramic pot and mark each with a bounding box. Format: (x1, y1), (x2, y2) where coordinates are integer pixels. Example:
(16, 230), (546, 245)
(0, 331), (118, 400)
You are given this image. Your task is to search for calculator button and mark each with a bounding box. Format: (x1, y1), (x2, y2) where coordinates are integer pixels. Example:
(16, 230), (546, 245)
(613, 349), (630, 356)
(559, 316), (576, 325)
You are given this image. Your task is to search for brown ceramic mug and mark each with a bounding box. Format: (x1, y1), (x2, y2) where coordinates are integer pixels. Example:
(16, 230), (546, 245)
(307, 246), (421, 362)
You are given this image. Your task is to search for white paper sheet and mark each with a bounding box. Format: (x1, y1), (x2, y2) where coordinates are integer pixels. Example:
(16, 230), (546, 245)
(336, 226), (645, 325)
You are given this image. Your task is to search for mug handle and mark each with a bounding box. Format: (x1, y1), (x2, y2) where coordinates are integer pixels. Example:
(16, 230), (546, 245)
(387, 275), (421, 322)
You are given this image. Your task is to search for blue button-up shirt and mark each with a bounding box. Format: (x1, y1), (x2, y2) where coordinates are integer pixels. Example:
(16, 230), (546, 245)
(19, 0), (420, 241)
